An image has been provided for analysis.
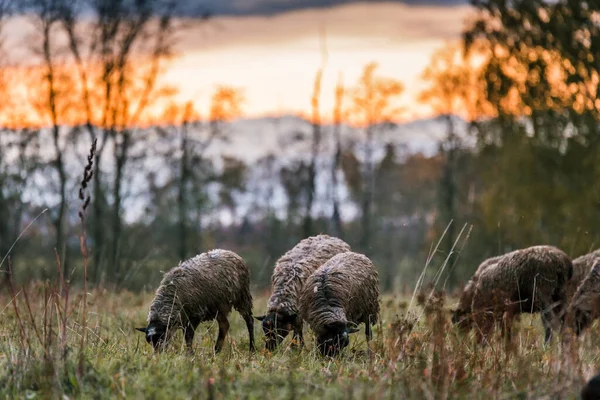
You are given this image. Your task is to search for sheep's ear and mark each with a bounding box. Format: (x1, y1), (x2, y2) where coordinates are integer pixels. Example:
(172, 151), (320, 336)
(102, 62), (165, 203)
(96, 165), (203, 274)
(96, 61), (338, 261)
(136, 327), (147, 333)
(254, 315), (266, 321)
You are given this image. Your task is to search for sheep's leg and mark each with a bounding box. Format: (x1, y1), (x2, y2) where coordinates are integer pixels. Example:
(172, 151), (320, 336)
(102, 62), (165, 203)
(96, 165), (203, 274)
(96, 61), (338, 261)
(365, 322), (372, 342)
(501, 312), (514, 352)
(541, 313), (553, 344)
(241, 312), (256, 352)
(540, 300), (559, 344)
(184, 323), (196, 354)
(215, 313), (230, 354)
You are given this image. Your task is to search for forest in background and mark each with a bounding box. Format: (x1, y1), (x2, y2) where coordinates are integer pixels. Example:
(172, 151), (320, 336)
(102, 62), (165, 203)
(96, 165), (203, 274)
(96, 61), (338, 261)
(0, 0), (599, 293)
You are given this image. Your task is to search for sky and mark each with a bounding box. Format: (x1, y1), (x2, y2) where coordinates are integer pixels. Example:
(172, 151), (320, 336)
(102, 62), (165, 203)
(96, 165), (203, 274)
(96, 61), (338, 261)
(2, 0), (473, 124)
(182, 0), (467, 17)
(160, 1), (472, 121)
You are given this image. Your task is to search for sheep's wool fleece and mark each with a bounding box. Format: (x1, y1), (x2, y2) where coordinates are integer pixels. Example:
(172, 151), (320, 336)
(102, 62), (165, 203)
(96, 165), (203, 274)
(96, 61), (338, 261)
(473, 245), (572, 311)
(568, 263), (600, 316)
(267, 235), (351, 316)
(148, 249), (251, 327)
(567, 249), (600, 300)
(456, 255), (503, 312)
(299, 251), (379, 336)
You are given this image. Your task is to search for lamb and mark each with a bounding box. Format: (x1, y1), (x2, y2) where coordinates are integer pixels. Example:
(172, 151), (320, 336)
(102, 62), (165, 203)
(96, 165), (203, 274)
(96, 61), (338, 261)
(565, 249), (600, 301)
(452, 255), (503, 328)
(457, 245), (572, 343)
(566, 261), (600, 335)
(255, 234), (351, 351)
(136, 249), (255, 353)
(299, 251), (380, 357)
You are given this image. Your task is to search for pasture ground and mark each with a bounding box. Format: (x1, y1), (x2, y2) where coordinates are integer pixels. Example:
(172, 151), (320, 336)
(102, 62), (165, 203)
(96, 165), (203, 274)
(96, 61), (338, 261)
(0, 288), (598, 399)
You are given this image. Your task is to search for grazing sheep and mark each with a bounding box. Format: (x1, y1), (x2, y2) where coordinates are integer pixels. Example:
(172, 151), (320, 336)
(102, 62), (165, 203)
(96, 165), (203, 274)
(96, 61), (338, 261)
(299, 251), (380, 357)
(566, 249), (600, 301)
(567, 261), (600, 335)
(136, 249), (255, 353)
(462, 245), (572, 343)
(452, 255), (503, 328)
(255, 234), (351, 351)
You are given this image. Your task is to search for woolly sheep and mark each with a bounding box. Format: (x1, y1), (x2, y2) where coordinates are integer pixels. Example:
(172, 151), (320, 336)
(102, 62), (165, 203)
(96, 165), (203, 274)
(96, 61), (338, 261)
(565, 249), (600, 301)
(136, 249), (255, 353)
(459, 245), (572, 343)
(299, 251), (380, 357)
(452, 255), (503, 328)
(255, 234), (351, 351)
(566, 261), (600, 335)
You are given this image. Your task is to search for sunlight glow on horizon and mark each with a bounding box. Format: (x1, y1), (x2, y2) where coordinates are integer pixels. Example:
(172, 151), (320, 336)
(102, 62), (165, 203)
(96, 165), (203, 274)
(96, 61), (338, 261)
(160, 2), (472, 122)
(0, 2), (473, 127)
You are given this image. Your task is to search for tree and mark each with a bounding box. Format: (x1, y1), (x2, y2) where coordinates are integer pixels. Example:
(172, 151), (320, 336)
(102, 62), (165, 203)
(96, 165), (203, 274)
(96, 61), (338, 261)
(0, 129), (40, 288)
(303, 29), (328, 239)
(329, 74), (345, 238)
(166, 86), (242, 260)
(419, 43), (485, 283)
(463, 0), (600, 256)
(56, 0), (180, 283)
(25, 0), (78, 272)
(349, 62), (404, 253)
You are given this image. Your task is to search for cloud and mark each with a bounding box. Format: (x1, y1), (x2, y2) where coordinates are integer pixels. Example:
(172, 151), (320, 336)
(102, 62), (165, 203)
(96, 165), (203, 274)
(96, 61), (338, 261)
(176, 2), (470, 53)
(183, 0), (467, 17)
(159, 2), (472, 119)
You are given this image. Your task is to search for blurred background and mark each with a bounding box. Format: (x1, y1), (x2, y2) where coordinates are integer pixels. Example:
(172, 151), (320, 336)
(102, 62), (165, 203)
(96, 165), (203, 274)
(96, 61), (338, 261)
(0, 0), (598, 293)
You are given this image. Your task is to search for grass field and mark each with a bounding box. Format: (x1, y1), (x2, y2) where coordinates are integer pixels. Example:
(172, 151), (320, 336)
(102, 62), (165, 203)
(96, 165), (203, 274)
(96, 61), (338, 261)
(0, 285), (598, 399)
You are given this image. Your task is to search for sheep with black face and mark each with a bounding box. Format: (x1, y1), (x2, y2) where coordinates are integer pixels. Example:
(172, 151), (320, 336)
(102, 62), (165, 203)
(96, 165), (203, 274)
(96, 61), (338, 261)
(565, 249), (600, 302)
(299, 251), (379, 357)
(136, 249), (255, 353)
(255, 234), (351, 351)
(566, 260), (600, 335)
(452, 255), (503, 329)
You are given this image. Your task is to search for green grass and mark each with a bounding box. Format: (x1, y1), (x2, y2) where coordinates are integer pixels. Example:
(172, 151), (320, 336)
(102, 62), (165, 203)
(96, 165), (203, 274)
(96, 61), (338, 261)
(0, 287), (597, 399)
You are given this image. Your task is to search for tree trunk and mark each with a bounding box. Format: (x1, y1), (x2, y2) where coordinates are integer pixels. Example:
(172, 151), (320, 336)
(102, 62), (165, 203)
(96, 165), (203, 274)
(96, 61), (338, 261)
(92, 150), (104, 284)
(330, 75), (344, 238)
(110, 131), (130, 283)
(330, 122), (344, 238)
(360, 125), (375, 254)
(303, 122), (319, 238)
(440, 114), (458, 283)
(178, 123), (189, 261)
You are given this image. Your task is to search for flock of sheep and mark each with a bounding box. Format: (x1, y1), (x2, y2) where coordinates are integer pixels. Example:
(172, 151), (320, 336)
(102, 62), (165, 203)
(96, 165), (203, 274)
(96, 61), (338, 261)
(134, 234), (600, 358)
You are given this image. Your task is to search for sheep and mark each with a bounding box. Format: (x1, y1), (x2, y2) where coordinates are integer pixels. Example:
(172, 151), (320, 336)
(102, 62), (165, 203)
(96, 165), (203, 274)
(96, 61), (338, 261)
(566, 261), (600, 335)
(459, 245), (572, 343)
(299, 251), (380, 357)
(254, 234), (351, 351)
(566, 249), (600, 301)
(452, 255), (503, 329)
(136, 249), (255, 353)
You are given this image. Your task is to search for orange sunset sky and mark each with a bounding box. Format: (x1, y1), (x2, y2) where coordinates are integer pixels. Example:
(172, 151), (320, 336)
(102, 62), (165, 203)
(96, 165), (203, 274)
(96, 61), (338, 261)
(3, 1), (472, 123)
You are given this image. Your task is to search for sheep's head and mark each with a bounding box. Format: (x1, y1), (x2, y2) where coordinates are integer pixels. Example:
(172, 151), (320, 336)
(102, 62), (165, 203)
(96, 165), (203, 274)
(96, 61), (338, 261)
(451, 306), (472, 330)
(572, 308), (593, 336)
(570, 263), (600, 336)
(316, 321), (359, 357)
(136, 320), (168, 351)
(254, 312), (294, 351)
(452, 278), (477, 329)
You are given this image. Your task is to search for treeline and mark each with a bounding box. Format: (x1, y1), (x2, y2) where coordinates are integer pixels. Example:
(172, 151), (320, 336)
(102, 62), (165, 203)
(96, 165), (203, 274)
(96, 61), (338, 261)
(1, 0), (599, 292)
